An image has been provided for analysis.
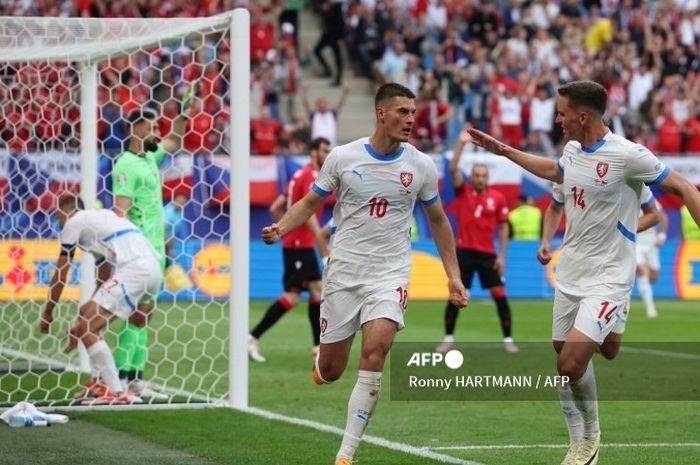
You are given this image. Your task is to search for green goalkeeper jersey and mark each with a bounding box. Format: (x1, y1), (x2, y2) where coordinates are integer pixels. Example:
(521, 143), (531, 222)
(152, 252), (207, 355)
(112, 144), (167, 267)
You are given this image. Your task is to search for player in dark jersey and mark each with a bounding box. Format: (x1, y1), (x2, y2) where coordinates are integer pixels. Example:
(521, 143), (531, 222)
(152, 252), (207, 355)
(248, 137), (332, 362)
(437, 125), (518, 353)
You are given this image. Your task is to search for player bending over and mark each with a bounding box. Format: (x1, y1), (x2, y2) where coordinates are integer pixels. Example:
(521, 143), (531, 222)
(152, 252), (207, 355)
(40, 196), (162, 405)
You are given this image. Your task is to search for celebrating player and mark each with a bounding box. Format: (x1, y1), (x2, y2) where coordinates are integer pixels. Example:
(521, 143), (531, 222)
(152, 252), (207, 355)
(261, 83), (468, 465)
(248, 137), (332, 362)
(109, 84), (194, 400)
(469, 80), (700, 465)
(437, 125), (518, 354)
(40, 196), (162, 405)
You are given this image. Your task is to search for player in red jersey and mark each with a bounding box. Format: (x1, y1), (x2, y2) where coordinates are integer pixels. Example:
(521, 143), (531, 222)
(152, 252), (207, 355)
(248, 137), (332, 362)
(437, 125), (518, 353)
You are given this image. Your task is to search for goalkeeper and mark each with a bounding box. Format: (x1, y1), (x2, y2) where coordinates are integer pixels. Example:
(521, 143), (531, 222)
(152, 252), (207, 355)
(110, 82), (197, 400)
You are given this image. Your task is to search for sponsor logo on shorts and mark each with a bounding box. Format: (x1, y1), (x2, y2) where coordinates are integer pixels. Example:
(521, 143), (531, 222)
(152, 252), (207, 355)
(320, 317), (328, 335)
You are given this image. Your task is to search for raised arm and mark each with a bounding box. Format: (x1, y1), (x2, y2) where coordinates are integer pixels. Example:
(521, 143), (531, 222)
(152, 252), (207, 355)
(423, 199), (469, 308)
(468, 128), (563, 183)
(449, 125), (472, 189)
(334, 84), (351, 114)
(537, 200), (564, 265)
(262, 191), (327, 244)
(162, 80), (199, 154)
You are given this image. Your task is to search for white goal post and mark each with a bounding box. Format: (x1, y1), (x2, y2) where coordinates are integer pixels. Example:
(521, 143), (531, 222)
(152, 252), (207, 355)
(0, 9), (249, 410)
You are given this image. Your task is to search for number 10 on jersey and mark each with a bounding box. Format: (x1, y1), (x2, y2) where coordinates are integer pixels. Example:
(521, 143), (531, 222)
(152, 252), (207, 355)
(369, 197), (389, 217)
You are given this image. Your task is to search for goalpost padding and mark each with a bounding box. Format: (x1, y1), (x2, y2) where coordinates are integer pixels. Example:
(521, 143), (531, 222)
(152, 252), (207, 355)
(0, 10), (249, 409)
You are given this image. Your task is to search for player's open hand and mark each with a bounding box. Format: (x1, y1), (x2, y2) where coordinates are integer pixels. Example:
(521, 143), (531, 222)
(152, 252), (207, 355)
(261, 223), (282, 244)
(537, 243), (552, 265)
(467, 128), (509, 156)
(448, 277), (469, 308)
(39, 311), (53, 335)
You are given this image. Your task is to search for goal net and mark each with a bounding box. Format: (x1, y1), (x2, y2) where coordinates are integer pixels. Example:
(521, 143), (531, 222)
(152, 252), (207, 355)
(0, 11), (250, 409)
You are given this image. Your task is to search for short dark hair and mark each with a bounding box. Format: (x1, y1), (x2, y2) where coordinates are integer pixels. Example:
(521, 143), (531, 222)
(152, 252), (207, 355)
(310, 137), (331, 151)
(58, 195), (84, 212)
(557, 80), (608, 115)
(375, 83), (415, 108)
(127, 108), (158, 126)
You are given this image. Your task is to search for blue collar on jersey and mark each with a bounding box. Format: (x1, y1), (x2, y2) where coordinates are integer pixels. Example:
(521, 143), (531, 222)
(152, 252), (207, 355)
(364, 143), (404, 161)
(580, 131), (611, 153)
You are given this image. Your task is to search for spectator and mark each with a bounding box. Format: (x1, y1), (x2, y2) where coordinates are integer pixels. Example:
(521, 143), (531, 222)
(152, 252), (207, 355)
(376, 38), (409, 84)
(313, 0), (346, 86)
(685, 107), (700, 153)
(301, 84), (349, 147)
(656, 104), (683, 155)
(494, 82), (524, 149)
(275, 45), (302, 123)
(528, 84), (556, 156)
(251, 105), (282, 156)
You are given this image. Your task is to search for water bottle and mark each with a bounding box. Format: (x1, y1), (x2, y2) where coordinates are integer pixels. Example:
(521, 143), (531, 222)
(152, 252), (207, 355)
(8, 414), (49, 427)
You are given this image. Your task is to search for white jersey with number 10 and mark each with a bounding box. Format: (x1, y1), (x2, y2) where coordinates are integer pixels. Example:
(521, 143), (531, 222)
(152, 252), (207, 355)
(312, 137), (439, 287)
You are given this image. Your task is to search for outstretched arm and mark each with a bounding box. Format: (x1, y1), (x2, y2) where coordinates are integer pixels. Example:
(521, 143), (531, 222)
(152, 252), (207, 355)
(262, 191), (326, 243)
(468, 128), (563, 183)
(162, 80), (199, 154)
(658, 170), (700, 228)
(423, 200), (469, 308)
(537, 201), (563, 265)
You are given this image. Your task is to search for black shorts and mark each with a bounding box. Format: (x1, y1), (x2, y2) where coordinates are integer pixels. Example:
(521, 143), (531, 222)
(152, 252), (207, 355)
(283, 248), (322, 292)
(457, 249), (504, 290)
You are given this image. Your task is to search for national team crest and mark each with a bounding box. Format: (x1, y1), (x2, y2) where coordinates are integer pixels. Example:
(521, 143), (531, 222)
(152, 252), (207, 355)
(320, 317), (328, 335)
(400, 172), (413, 187)
(596, 162), (609, 178)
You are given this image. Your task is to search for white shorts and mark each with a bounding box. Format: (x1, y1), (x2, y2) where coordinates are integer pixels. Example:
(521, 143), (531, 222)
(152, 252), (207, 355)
(319, 280), (408, 344)
(636, 243), (660, 270)
(92, 258), (163, 320)
(552, 288), (630, 344)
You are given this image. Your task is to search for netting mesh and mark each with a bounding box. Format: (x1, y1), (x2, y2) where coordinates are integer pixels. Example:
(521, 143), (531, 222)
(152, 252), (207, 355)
(0, 15), (235, 407)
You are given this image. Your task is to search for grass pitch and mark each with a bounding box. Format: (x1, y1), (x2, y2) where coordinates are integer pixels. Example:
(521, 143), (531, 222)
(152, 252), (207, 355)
(2, 299), (700, 465)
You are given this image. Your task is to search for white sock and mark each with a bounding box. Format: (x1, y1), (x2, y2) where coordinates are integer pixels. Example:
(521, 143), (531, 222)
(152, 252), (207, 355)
(558, 381), (583, 446)
(443, 335), (455, 342)
(569, 361), (600, 438)
(637, 275), (656, 316)
(336, 370), (382, 461)
(87, 340), (123, 394)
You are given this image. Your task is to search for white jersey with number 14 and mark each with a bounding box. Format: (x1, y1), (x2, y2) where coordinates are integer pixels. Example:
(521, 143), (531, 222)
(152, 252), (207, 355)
(552, 130), (668, 295)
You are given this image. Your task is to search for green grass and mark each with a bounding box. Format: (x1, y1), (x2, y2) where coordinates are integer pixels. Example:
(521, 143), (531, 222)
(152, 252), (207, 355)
(2, 299), (700, 464)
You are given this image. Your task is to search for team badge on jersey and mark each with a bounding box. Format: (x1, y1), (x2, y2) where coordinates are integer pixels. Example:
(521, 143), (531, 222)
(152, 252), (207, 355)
(596, 161), (609, 178)
(320, 317), (328, 335)
(117, 172), (127, 185)
(400, 172), (413, 187)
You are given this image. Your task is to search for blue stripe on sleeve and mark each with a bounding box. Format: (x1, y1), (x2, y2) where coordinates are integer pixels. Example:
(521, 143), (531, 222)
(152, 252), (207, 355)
(421, 194), (439, 206)
(312, 183), (331, 197)
(645, 166), (670, 186)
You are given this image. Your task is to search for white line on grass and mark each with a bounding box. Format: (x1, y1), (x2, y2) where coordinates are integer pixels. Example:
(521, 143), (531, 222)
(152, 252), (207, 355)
(620, 346), (700, 361)
(426, 443), (700, 451)
(246, 407), (486, 465)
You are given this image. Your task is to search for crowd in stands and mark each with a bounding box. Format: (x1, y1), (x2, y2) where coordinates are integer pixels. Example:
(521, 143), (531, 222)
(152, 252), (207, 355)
(1, 0), (699, 157)
(346, 0), (700, 154)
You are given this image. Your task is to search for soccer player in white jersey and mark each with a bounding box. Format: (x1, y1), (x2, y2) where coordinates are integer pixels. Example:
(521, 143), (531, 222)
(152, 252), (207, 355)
(635, 199), (668, 319)
(468, 80), (700, 465)
(262, 83), (469, 465)
(40, 196), (162, 405)
(538, 184), (660, 462)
